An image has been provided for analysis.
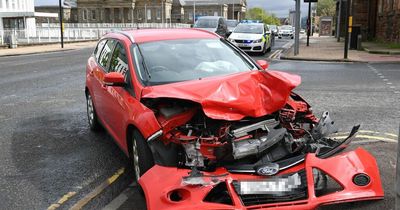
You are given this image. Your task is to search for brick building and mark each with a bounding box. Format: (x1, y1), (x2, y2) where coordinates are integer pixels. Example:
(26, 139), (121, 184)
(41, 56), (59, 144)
(336, 0), (400, 43)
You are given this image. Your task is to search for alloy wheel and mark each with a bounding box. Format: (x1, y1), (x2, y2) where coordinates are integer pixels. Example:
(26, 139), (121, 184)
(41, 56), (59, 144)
(132, 138), (141, 181)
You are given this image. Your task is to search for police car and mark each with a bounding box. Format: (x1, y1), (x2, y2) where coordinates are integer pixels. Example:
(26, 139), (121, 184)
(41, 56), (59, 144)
(228, 21), (272, 54)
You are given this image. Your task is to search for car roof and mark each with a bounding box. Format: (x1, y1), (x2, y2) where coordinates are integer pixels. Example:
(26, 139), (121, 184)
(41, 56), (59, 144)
(108, 28), (219, 44)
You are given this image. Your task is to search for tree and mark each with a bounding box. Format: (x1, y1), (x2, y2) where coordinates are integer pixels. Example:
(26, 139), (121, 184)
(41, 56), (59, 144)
(316, 0), (336, 17)
(245, 7), (281, 25)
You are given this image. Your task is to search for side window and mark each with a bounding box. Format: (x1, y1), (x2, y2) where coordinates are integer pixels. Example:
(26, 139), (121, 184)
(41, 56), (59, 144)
(94, 39), (107, 61)
(110, 41), (134, 95)
(98, 39), (116, 69)
(109, 42), (129, 76)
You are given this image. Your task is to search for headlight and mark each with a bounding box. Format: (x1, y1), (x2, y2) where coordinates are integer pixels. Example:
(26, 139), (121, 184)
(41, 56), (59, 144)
(253, 39), (263, 43)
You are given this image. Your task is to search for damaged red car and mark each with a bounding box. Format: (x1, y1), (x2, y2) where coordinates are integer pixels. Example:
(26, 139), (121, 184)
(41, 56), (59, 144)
(85, 29), (384, 210)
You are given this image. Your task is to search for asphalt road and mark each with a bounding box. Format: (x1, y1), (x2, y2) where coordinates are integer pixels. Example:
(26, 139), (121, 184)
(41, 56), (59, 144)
(0, 39), (399, 210)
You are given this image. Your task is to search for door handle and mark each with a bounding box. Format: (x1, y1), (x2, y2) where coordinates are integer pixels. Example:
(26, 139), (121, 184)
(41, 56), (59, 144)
(101, 84), (107, 90)
(89, 70), (94, 76)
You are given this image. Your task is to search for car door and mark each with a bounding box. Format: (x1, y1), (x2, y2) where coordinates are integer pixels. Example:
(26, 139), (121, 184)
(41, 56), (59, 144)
(91, 39), (117, 125)
(101, 40), (135, 146)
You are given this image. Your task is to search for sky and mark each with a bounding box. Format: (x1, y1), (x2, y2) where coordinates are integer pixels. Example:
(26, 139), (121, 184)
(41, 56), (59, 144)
(248, 0), (311, 17)
(34, 0), (311, 18)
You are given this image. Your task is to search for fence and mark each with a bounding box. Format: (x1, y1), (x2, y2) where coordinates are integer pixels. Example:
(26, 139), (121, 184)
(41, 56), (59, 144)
(0, 22), (191, 45)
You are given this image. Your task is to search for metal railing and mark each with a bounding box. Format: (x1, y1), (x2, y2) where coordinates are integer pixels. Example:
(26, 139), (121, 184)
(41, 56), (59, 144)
(0, 22), (191, 45)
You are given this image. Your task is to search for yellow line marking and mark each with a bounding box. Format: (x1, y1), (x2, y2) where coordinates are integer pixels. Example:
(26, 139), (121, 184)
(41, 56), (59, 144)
(47, 191), (77, 210)
(268, 50), (279, 59)
(356, 135), (397, 142)
(70, 168), (125, 210)
(331, 130), (398, 138)
(107, 168), (125, 184)
(385, 133), (399, 138)
(332, 134), (397, 143)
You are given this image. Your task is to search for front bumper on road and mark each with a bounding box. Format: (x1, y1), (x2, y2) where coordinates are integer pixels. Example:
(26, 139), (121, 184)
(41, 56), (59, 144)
(232, 42), (265, 52)
(139, 148), (384, 210)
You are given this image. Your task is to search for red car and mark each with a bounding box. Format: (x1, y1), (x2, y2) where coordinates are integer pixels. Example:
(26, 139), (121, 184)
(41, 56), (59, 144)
(85, 29), (383, 210)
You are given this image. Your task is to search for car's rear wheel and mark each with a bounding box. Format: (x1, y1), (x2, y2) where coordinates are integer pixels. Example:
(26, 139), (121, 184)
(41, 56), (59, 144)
(131, 130), (154, 182)
(86, 92), (101, 131)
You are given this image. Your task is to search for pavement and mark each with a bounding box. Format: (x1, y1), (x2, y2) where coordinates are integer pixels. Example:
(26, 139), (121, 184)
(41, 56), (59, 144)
(0, 38), (399, 210)
(0, 41), (97, 57)
(281, 35), (400, 63)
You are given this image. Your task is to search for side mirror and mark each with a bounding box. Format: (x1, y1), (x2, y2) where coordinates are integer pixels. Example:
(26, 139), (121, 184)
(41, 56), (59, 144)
(104, 72), (126, 86)
(256, 60), (269, 70)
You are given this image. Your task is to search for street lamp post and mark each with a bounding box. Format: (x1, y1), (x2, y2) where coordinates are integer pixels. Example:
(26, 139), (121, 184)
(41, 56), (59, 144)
(58, 0), (64, 48)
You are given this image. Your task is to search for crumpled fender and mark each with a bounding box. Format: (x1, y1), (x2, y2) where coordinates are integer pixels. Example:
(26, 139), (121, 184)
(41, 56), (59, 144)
(139, 148), (383, 210)
(141, 70), (301, 121)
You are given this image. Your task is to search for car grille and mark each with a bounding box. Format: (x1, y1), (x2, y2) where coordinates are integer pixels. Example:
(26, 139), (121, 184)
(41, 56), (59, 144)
(232, 170), (308, 206)
(235, 40), (253, 44)
(239, 46), (252, 50)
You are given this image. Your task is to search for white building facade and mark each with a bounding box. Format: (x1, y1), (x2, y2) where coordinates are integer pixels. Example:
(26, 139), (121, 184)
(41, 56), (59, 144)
(0, 0), (37, 32)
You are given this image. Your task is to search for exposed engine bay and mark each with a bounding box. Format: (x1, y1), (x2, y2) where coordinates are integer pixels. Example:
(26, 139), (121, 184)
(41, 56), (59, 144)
(144, 92), (358, 177)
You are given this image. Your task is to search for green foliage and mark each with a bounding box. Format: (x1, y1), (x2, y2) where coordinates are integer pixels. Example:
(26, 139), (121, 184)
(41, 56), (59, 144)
(316, 0), (336, 17)
(245, 7), (281, 25)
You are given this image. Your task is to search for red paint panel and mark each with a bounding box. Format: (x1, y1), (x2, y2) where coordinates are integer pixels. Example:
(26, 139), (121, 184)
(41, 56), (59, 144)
(142, 70), (301, 121)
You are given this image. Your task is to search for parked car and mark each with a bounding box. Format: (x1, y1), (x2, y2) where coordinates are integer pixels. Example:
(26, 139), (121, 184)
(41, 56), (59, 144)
(193, 16), (229, 38)
(85, 28), (383, 210)
(226, 19), (239, 35)
(278, 25), (294, 39)
(228, 23), (272, 54)
(268, 24), (278, 35)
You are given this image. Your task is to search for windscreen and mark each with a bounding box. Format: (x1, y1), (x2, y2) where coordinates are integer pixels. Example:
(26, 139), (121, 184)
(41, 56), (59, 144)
(234, 24), (263, 34)
(133, 39), (257, 85)
(194, 19), (218, 28)
(226, 20), (238, 27)
(280, 25), (292, 30)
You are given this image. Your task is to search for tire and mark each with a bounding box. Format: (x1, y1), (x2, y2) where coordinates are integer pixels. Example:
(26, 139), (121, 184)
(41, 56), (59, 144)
(131, 129), (154, 182)
(86, 92), (102, 131)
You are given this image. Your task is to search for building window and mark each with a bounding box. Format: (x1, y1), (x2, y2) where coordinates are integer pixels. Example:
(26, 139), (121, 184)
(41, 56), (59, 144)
(83, 9), (88, 20)
(147, 9), (152, 20)
(92, 10), (96, 20)
(5, 0), (9, 9)
(137, 9), (143, 20)
(11, 0), (15, 9)
(156, 9), (161, 20)
(378, 0), (383, 13)
(188, 12), (193, 20)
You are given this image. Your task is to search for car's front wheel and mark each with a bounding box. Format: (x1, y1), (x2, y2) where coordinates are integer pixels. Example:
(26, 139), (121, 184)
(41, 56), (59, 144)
(86, 92), (102, 131)
(131, 130), (154, 182)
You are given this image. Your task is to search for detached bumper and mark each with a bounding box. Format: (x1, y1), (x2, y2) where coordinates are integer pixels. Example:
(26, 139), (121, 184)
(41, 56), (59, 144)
(139, 148), (383, 210)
